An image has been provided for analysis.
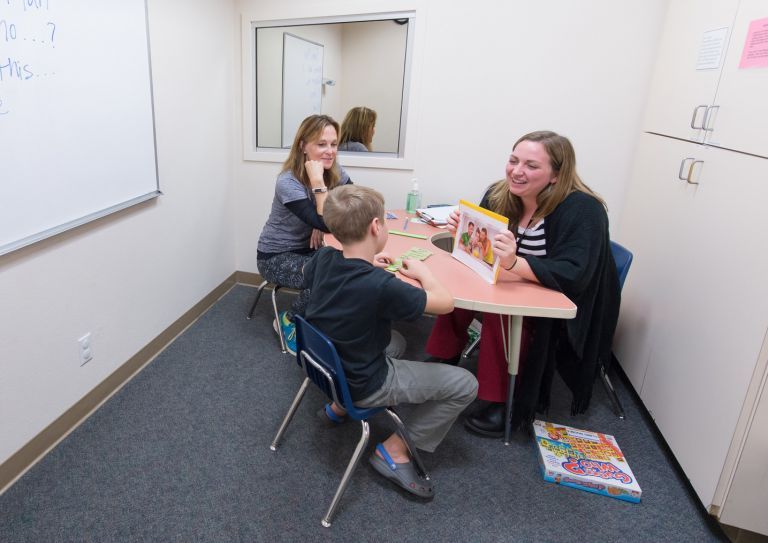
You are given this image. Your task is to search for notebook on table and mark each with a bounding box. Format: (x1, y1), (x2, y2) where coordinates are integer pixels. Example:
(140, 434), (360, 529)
(415, 205), (457, 226)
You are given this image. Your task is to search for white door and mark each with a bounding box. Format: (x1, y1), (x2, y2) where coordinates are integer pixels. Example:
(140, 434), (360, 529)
(704, 0), (768, 158)
(614, 134), (697, 391)
(643, 0), (739, 142)
(639, 144), (768, 505)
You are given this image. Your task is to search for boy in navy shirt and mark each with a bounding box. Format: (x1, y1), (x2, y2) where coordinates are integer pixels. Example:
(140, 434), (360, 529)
(303, 185), (477, 498)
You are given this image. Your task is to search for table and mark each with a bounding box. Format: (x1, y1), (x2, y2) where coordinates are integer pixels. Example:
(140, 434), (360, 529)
(329, 211), (577, 443)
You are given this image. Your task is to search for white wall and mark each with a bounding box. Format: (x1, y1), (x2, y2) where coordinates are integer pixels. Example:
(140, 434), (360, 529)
(1, 0), (669, 473)
(235, 0), (669, 273)
(0, 0), (237, 466)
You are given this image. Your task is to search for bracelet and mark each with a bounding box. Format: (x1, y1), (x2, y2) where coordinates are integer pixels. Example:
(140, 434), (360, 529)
(312, 186), (327, 194)
(503, 256), (519, 271)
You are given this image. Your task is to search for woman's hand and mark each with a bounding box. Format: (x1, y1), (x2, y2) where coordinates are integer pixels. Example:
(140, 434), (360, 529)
(305, 159), (325, 187)
(493, 229), (518, 269)
(310, 228), (325, 250)
(446, 210), (460, 234)
(373, 252), (393, 268)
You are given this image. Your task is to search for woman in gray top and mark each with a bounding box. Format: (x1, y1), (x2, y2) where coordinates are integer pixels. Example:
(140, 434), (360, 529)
(338, 106), (377, 152)
(256, 115), (352, 354)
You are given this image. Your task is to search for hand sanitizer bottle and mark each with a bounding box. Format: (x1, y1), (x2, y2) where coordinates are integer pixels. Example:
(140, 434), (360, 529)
(406, 178), (422, 213)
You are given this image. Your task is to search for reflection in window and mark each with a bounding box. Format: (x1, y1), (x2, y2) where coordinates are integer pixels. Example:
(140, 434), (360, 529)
(255, 19), (410, 155)
(339, 106), (377, 152)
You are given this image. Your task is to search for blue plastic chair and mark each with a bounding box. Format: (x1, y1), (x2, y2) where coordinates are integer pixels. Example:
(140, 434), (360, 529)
(270, 316), (429, 527)
(599, 241), (634, 419)
(610, 241), (634, 290)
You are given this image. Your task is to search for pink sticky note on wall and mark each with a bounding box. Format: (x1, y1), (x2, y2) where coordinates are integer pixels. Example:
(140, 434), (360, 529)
(739, 17), (768, 69)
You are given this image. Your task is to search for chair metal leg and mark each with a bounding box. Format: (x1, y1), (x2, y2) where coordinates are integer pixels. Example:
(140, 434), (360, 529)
(247, 280), (270, 319)
(384, 408), (431, 481)
(600, 363), (626, 420)
(462, 335), (481, 359)
(270, 377), (310, 450)
(272, 286), (288, 353)
(321, 420), (371, 528)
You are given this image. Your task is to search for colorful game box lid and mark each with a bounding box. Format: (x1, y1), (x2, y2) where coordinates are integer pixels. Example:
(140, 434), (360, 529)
(533, 420), (642, 503)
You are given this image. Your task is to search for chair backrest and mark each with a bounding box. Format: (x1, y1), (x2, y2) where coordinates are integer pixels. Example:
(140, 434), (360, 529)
(610, 241), (633, 290)
(293, 316), (382, 420)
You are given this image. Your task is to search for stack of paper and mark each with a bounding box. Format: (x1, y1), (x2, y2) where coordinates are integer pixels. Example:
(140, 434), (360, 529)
(415, 205), (457, 226)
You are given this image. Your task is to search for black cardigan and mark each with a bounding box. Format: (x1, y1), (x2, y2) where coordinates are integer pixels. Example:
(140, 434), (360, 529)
(482, 190), (621, 428)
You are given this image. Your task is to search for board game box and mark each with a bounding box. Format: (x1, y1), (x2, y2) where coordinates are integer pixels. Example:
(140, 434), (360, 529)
(533, 420), (642, 503)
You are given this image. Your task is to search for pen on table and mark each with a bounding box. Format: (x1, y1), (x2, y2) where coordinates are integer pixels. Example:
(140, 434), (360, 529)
(402, 218), (409, 230)
(389, 230), (427, 239)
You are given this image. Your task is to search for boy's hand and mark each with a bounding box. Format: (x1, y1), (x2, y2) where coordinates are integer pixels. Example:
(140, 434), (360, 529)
(373, 252), (393, 268)
(399, 258), (430, 281)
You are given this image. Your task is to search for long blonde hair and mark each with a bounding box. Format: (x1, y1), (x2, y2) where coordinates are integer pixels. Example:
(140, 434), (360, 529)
(487, 130), (606, 229)
(339, 107), (377, 150)
(282, 115), (342, 189)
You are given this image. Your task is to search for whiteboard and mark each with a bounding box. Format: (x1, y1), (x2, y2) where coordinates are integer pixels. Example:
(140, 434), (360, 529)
(0, 0), (159, 256)
(281, 33), (323, 148)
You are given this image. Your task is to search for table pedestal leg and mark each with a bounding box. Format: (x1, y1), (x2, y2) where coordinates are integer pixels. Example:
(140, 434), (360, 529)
(502, 314), (523, 445)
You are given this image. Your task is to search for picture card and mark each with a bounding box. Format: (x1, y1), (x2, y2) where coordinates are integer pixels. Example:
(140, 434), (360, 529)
(451, 199), (509, 284)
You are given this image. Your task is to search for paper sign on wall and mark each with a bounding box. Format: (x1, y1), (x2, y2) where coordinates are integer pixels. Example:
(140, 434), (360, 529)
(696, 27), (729, 71)
(739, 17), (768, 69)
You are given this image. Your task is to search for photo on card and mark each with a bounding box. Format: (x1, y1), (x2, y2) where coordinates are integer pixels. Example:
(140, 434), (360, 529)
(451, 200), (509, 284)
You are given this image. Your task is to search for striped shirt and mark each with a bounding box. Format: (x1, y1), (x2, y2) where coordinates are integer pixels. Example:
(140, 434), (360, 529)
(516, 218), (546, 257)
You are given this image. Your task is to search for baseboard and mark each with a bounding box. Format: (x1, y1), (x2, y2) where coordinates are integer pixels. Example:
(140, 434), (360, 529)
(0, 272), (253, 495)
(234, 270), (263, 286)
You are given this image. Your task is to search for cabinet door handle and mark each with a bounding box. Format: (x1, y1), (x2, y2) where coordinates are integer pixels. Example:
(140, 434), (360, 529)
(686, 160), (703, 185)
(702, 105), (719, 132)
(690, 105), (708, 129)
(678, 157), (695, 181)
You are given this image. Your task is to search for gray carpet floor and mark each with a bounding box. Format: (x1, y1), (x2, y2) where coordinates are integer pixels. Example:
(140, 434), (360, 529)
(0, 284), (728, 542)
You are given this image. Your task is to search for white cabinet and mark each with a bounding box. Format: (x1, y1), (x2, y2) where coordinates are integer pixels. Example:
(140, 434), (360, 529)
(643, 0), (768, 157)
(643, 0), (738, 143)
(617, 0), (768, 523)
(704, 0), (768, 157)
(720, 347), (768, 535)
(616, 134), (768, 505)
(618, 0), (768, 525)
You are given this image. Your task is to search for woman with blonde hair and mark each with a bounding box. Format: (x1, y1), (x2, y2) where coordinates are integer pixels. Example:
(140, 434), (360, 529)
(257, 114), (352, 354)
(338, 106), (377, 152)
(426, 130), (620, 436)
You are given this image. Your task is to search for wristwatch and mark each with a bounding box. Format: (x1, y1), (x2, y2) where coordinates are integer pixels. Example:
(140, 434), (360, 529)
(312, 186), (327, 193)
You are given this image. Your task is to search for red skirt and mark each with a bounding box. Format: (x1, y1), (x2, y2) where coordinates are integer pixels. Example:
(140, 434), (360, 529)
(426, 308), (532, 402)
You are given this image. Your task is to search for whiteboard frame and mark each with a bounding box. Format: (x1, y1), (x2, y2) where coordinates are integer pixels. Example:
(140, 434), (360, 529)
(0, 191), (161, 257)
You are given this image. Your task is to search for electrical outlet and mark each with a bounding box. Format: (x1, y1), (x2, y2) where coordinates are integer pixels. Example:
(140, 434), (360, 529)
(78, 332), (93, 366)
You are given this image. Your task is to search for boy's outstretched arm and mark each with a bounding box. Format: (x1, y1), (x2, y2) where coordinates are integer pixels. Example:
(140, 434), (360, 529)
(399, 259), (454, 315)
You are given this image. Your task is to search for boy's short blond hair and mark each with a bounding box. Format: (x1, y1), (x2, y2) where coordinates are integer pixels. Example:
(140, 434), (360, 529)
(324, 185), (385, 243)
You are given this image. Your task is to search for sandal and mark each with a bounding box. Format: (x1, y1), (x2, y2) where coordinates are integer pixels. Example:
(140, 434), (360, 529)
(316, 403), (346, 427)
(368, 444), (434, 499)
